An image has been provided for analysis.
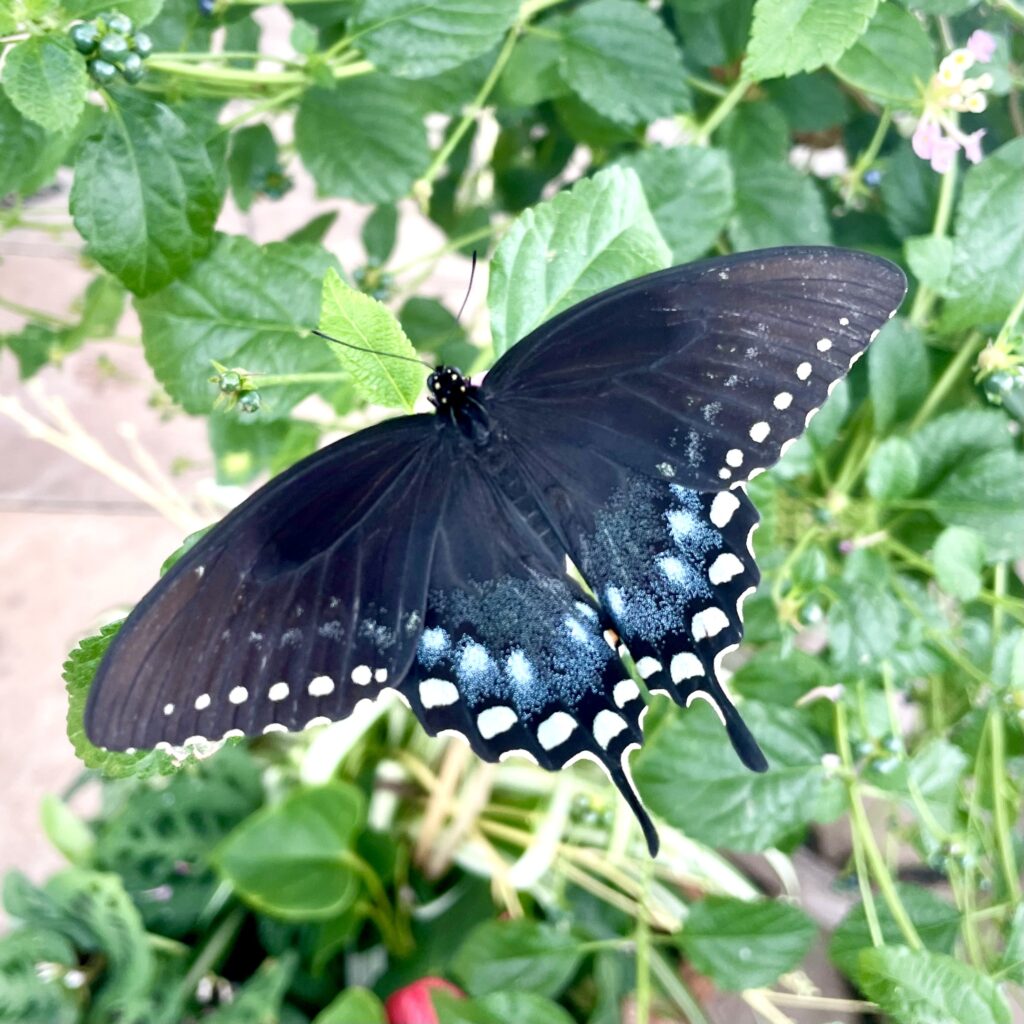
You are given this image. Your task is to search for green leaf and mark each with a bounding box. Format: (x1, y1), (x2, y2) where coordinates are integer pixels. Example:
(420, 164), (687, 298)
(731, 648), (829, 707)
(1, 36), (87, 134)
(64, 623), (178, 779)
(722, 100), (790, 166)
(400, 296), (477, 369)
(313, 987), (387, 1024)
(73, 274), (127, 343)
(764, 72), (849, 132)
(136, 235), (339, 418)
(559, 0), (689, 126)
(827, 579), (904, 671)
(433, 991), (500, 1024)
(868, 318), (929, 433)
(214, 783), (365, 920)
(670, 0), (754, 70)
(2, 322), (72, 379)
(634, 699), (841, 851)
(1002, 904), (1024, 985)
(744, 0), (879, 80)
(857, 946), (1011, 1024)
(909, 409), (1014, 493)
(362, 203), (399, 264)
(942, 138), (1024, 329)
(498, 33), (568, 106)
(617, 145), (734, 262)
(831, 3), (934, 104)
(144, 0), (214, 51)
(295, 77), (430, 203)
(930, 449), (1024, 559)
(63, 0), (165, 24)
(905, 235), (953, 295)
(40, 795), (94, 867)
(679, 896), (816, 990)
(489, 166), (670, 355)
(933, 526), (986, 601)
(227, 123), (279, 212)
(203, 956), (295, 1024)
(0, 90), (71, 198)
(829, 886), (960, 979)
(71, 92), (220, 296)
(208, 415), (320, 486)
(476, 992), (575, 1024)
(452, 920), (583, 998)
(881, 142), (942, 240)
(353, 0), (518, 78)
(729, 161), (831, 249)
(287, 210), (340, 246)
(319, 268), (423, 411)
(866, 437), (920, 501)
(0, 926), (79, 1024)
(907, 738), (969, 833)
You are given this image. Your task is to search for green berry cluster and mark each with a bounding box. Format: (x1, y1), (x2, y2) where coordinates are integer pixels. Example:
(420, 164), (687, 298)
(209, 363), (262, 414)
(354, 260), (396, 302)
(69, 11), (153, 86)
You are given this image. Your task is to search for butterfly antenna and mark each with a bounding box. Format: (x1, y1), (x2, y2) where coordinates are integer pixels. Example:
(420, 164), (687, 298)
(311, 329), (434, 370)
(456, 250), (477, 324)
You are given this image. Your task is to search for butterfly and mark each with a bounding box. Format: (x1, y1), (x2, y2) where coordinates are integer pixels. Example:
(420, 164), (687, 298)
(85, 246), (907, 856)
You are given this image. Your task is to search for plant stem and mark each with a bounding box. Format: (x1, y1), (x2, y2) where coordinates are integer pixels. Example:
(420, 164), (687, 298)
(170, 905), (246, 1016)
(694, 77), (748, 144)
(907, 331), (984, 431)
(650, 949), (711, 1024)
(390, 223), (499, 276)
(836, 702), (923, 949)
(253, 371), (350, 388)
(415, 24), (521, 198)
(909, 150), (958, 326)
(635, 882), (652, 1024)
(0, 294), (73, 327)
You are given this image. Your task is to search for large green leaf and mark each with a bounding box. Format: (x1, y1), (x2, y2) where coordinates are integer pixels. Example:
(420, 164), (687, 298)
(488, 166), (670, 355)
(313, 987), (387, 1024)
(728, 161), (831, 249)
(829, 886), (960, 980)
(71, 92), (220, 296)
(63, 0), (164, 23)
(617, 145), (734, 262)
(932, 526), (986, 600)
(744, 0), (878, 80)
(136, 235), (339, 418)
(0, 926), (79, 1024)
(857, 946), (1011, 1024)
(832, 3), (934, 103)
(633, 699), (841, 851)
(559, 0), (689, 126)
(908, 409), (1014, 493)
(353, 0), (518, 78)
(319, 268), (423, 411)
(930, 449), (1024, 559)
(679, 896), (816, 990)
(942, 139), (1024, 329)
(452, 920), (583, 998)
(295, 77), (429, 204)
(214, 783), (365, 920)
(0, 90), (70, 197)
(1, 36), (87, 134)
(866, 437), (920, 501)
(868, 318), (930, 432)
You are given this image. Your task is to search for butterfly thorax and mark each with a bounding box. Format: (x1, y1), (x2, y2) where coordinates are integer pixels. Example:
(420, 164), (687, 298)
(428, 366), (490, 443)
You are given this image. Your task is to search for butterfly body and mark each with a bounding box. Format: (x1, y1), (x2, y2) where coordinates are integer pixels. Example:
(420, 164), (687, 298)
(85, 247), (907, 855)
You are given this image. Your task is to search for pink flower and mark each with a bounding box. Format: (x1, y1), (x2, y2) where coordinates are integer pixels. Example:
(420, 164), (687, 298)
(963, 128), (987, 164)
(930, 135), (959, 174)
(967, 30), (996, 63)
(386, 979), (464, 1024)
(912, 119), (940, 160)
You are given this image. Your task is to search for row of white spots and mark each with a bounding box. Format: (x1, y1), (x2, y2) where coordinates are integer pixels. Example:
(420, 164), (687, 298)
(692, 606), (729, 640)
(709, 490), (740, 528)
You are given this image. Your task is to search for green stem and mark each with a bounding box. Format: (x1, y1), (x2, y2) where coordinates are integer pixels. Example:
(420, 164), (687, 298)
(253, 371), (350, 388)
(145, 56), (371, 89)
(694, 77), (748, 144)
(907, 331), (984, 431)
(650, 950), (712, 1024)
(635, 897), (652, 1024)
(992, 0), (1024, 27)
(989, 707), (1020, 903)
(0, 294), (72, 327)
(149, 50), (299, 65)
(171, 905), (246, 1015)
(216, 85), (304, 134)
(853, 107), (892, 176)
(995, 286), (1024, 346)
(836, 702), (923, 949)
(416, 24), (521, 195)
(390, 223), (499, 275)
(835, 702), (885, 947)
(909, 151), (958, 326)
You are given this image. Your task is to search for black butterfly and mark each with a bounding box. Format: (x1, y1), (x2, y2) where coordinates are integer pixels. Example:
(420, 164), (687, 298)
(86, 246), (906, 856)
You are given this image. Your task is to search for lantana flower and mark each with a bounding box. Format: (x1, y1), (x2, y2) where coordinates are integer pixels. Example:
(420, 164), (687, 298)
(911, 30), (996, 173)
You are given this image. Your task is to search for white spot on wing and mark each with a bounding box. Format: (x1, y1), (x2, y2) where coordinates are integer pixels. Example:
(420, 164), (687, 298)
(351, 665), (372, 686)
(419, 678), (459, 708)
(375, 668), (388, 683)
(263, 723), (288, 734)
(268, 682), (289, 702)
(308, 675), (334, 697)
(194, 693), (211, 711)
(478, 705), (517, 739)
(692, 607), (730, 640)
(796, 361), (813, 380)
(749, 421), (770, 443)
(817, 338), (832, 352)
(774, 391), (793, 410)
(718, 467), (732, 480)
(671, 651), (704, 682)
(726, 448), (743, 468)
(710, 491), (740, 527)
(635, 656), (662, 679)
(228, 686), (248, 704)
(538, 711), (577, 750)
(163, 703), (174, 716)
(709, 552), (744, 585)
(594, 710), (628, 749)
(613, 679), (640, 707)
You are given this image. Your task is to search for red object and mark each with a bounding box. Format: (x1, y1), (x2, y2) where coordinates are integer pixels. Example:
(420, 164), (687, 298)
(385, 978), (464, 1024)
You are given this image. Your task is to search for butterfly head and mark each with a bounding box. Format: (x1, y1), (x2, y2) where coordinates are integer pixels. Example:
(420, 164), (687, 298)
(427, 366), (470, 411)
